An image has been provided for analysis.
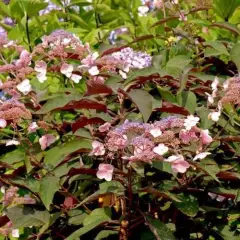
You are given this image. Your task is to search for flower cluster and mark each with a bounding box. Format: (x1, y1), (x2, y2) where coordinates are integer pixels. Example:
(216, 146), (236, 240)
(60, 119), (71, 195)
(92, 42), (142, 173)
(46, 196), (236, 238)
(1, 186), (36, 207)
(91, 115), (213, 177)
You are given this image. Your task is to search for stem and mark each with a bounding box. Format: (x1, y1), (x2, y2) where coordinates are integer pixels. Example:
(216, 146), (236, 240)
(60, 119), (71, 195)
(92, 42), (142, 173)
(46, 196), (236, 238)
(25, 14), (32, 52)
(128, 166), (133, 210)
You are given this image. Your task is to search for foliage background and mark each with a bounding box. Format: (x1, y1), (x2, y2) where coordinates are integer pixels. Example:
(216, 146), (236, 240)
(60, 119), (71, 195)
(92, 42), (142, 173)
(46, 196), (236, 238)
(0, 0), (240, 239)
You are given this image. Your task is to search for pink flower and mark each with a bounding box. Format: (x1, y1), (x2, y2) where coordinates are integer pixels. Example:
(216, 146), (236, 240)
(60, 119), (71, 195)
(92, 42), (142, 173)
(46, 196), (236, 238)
(28, 122), (39, 133)
(165, 155), (190, 173)
(184, 115), (200, 130)
(0, 119), (7, 128)
(96, 163), (114, 181)
(91, 141), (105, 156)
(39, 134), (56, 150)
(81, 52), (99, 66)
(200, 129), (213, 145)
(99, 122), (111, 132)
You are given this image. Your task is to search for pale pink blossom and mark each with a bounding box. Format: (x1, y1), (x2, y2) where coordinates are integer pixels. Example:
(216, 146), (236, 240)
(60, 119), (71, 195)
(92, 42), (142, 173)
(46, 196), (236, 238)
(223, 79), (230, 90)
(91, 140), (105, 156)
(193, 152), (211, 161)
(153, 0), (163, 9)
(119, 70), (127, 79)
(179, 11), (187, 21)
(205, 92), (214, 104)
(70, 74), (82, 83)
(211, 77), (219, 91)
(0, 119), (7, 128)
(35, 60), (47, 83)
(96, 163), (114, 181)
(81, 52), (99, 66)
(153, 144), (168, 155)
(39, 134), (56, 150)
(179, 129), (198, 144)
(208, 192), (225, 202)
(99, 122), (111, 132)
(17, 79), (32, 95)
(184, 115), (200, 130)
(149, 127), (162, 138)
(165, 155), (190, 173)
(200, 129), (213, 144)
(28, 122), (39, 133)
(60, 63), (74, 78)
(88, 66), (99, 76)
(11, 229), (19, 238)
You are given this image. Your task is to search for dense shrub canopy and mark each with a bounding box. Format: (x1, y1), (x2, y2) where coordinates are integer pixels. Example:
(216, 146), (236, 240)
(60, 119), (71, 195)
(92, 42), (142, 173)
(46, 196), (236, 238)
(0, 0), (240, 239)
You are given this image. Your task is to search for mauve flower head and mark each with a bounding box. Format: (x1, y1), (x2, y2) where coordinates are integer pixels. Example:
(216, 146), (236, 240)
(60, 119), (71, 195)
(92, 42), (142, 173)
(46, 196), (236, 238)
(15, 50), (32, 68)
(39, 1), (61, 15)
(96, 163), (114, 181)
(132, 136), (154, 155)
(39, 134), (56, 150)
(179, 129), (198, 144)
(111, 47), (152, 70)
(108, 27), (128, 45)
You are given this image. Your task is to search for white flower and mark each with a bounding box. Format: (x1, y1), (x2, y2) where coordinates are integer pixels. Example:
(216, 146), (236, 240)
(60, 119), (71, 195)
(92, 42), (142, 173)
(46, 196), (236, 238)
(205, 92), (214, 104)
(119, 70), (127, 79)
(17, 79), (32, 95)
(208, 111), (221, 122)
(184, 115), (200, 130)
(63, 38), (71, 45)
(34, 60), (47, 83)
(0, 119), (7, 128)
(211, 76), (219, 91)
(193, 152), (211, 161)
(1, 186), (5, 193)
(223, 79), (229, 90)
(91, 141), (105, 156)
(6, 139), (20, 146)
(70, 74), (82, 83)
(60, 63), (74, 78)
(150, 128), (162, 138)
(138, 6), (149, 16)
(153, 144), (168, 155)
(88, 66), (99, 76)
(11, 229), (20, 238)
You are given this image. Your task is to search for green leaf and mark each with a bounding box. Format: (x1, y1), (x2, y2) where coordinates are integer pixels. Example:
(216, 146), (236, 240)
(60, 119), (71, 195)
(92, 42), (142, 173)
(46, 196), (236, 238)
(152, 161), (172, 174)
(174, 194), (199, 217)
(213, 0), (240, 20)
(20, 0), (48, 17)
(44, 139), (92, 167)
(0, 149), (25, 165)
(6, 206), (50, 228)
(157, 86), (176, 103)
(128, 89), (153, 122)
(36, 94), (83, 114)
(231, 43), (240, 70)
(166, 55), (191, 75)
(95, 230), (118, 240)
(146, 216), (176, 240)
(204, 41), (230, 57)
(66, 208), (111, 240)
(176, 91), (197, 114)
(40, 175), (59, 210)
